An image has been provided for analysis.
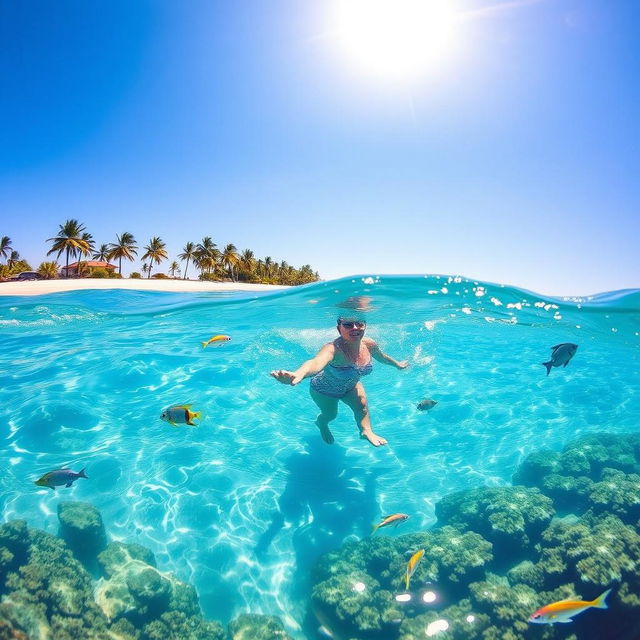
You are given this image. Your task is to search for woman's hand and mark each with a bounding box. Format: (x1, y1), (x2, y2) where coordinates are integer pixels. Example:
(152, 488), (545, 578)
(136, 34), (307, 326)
(270, 369), (304, 385)
(396, 360), (409, 370)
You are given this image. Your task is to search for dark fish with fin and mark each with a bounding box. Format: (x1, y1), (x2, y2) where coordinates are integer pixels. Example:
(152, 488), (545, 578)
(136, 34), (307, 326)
(542, 343), (578, 375)
(417, 398), (437, 411)
(35, 468), (88, 490)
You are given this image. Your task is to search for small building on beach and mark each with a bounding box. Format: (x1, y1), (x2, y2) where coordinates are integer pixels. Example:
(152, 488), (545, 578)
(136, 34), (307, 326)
(60, 261), (117, 277)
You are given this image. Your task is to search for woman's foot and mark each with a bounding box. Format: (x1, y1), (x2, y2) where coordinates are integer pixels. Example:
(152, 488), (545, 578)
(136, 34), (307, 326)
(316, 416), (335, 444)
(360, 429), (387, 447)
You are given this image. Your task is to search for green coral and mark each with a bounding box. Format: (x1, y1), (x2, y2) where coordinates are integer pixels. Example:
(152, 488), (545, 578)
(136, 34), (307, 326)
(228, 613), (293, 640)
(98, 542), (157, 579)
(1, 527), (117, 639)
(586, 468), (640, 524)
(468, 578), (576, 640)
(538, 474), (593, 512)
(398, 599), (491, 640)
(0, 520), (29, 576)
(311, 571), (401, 636)
(506, 561), (545, 590)
(538, 514), (640, 589)
(434, 486), (554, 556)
(515, 433), (640, 494)
(311, 528), (492, 639)
(0, 517), (226, 640)
(559, 434), (640, 478)
(144, 611), (225, 640)
(512, 450), (561, 486)
(57, 501), (108, 574)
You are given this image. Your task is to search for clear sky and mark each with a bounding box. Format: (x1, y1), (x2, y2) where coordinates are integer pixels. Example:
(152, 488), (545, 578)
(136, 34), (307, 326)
(1, 0), (638, 296)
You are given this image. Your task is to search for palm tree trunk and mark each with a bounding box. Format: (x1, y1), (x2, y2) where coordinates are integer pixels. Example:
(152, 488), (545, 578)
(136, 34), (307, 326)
(119, 257), (122, 275)
(65, 248), (70, 278)
(183, 258), (190, 280)
(148, 264), (153, 279)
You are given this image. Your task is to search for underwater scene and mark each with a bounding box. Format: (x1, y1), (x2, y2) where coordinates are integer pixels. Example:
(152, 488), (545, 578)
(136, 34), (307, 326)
(1, 274), (639, 640)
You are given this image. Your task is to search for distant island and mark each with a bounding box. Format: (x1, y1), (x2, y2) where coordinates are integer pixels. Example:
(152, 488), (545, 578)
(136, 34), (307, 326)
(0, 220), (319, 286)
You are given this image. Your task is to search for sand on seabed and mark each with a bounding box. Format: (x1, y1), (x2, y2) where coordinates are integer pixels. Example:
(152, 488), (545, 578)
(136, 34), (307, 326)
(0, 278), (290, 297)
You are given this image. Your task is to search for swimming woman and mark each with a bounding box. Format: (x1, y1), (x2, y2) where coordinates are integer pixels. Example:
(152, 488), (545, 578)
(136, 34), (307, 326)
(270, 317), (408, 447)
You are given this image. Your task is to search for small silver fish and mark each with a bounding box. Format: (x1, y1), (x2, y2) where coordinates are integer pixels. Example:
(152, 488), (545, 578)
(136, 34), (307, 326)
(542, 343), (578, 375)
(417, 398), (437, 411)
(35, 468), (88, 490)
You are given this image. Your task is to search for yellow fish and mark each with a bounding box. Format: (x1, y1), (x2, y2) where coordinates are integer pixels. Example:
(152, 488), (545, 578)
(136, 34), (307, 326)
(161, 405), (202, 427)
(201, 334), (231, 348)
(529, 589), (611, 624)
(405, 548), (425, 590)
(372, 513), (409, 533)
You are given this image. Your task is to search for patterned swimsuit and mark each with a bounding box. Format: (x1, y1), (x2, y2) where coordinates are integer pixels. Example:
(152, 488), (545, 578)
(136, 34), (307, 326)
(310, 355), (373, 399)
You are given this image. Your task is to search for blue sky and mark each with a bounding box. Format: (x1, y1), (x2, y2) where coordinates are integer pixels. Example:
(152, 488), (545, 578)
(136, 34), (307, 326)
(1, 0), (638, 296)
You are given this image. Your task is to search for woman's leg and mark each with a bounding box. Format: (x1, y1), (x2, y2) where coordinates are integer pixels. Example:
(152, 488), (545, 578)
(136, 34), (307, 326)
(310, 387), (339, 444)
(341, 382), (387, 447)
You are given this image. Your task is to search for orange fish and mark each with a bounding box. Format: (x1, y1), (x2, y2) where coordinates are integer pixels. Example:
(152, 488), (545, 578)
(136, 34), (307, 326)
(404, 549), (425, 590)
(372, 513), (409, 533)
(201, 334), (231, 348)
(529, 589), (611, 625)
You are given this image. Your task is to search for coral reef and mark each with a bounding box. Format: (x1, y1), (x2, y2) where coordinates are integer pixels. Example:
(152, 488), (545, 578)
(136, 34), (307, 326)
(0, 507), (230, 640)
(57, 501), (108, 574)
(94, 540), (225, 639)
(309, 431), (640, 640)
(311, 527), (493, 638)
(228, 613), (293, 640)
(434, 486), (554, 558)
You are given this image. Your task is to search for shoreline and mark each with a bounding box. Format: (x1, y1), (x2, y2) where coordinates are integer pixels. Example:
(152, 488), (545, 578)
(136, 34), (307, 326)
(0, 278), (291, 297)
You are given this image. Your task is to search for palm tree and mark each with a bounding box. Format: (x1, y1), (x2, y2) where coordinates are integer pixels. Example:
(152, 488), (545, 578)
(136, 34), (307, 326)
(46, 219), (91, 277)
(7, 250), (20, 270)
(264, 256), (273, 280)
(195, 237), (219, 277)
(239, 249), (255, 281)
(221, 243), (240, 281)
(0, 236), (12, 262)
(93, 244), (111, 262)
(141, 237), (168, 278)
(78, 232), (95, 276)
(178, 242), (196, 280)
(168, 261), (180, 278)
(37, 261), (60, 279)
(255, 259), (265, 280)
(109, 232), (138, 275)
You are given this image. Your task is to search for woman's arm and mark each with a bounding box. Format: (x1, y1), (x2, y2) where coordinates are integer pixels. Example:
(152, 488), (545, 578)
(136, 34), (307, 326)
(270, 343), (336, 386)
(366, 338), (409, 369)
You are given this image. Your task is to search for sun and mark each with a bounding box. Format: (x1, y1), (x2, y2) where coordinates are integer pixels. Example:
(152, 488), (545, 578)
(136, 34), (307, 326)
(334, 0), (458, 82)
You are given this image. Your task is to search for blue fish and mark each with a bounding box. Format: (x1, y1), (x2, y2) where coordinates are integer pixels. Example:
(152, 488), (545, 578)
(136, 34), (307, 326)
(35, 468), (88, 490)
(542, 343), (578, 375)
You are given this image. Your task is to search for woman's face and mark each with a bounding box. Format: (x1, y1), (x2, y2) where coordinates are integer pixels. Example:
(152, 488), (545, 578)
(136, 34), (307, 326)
(337, 319), (366, 341)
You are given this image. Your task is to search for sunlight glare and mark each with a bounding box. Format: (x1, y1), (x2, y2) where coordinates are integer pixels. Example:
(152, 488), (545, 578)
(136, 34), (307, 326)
(335, 0), (457, 81)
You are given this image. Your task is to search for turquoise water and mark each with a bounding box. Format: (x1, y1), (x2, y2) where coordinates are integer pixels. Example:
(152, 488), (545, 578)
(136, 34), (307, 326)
(1, 274), (639, 638)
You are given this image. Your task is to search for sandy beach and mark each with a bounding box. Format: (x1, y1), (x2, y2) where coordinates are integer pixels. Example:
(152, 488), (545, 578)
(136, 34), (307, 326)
(0, 278), (290, 297)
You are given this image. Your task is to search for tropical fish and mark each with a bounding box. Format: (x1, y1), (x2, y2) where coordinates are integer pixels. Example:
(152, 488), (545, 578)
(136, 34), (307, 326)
(372, 513), (409, 533)
(201, 334), (231, 348)
(542, 343), (578, 375)
(161, 405), (202, 426)
(417, 398), (437, 411)
(404, 548), (425, 590)
(529, 588), (611, 624)
(35, 468), (88, 490)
